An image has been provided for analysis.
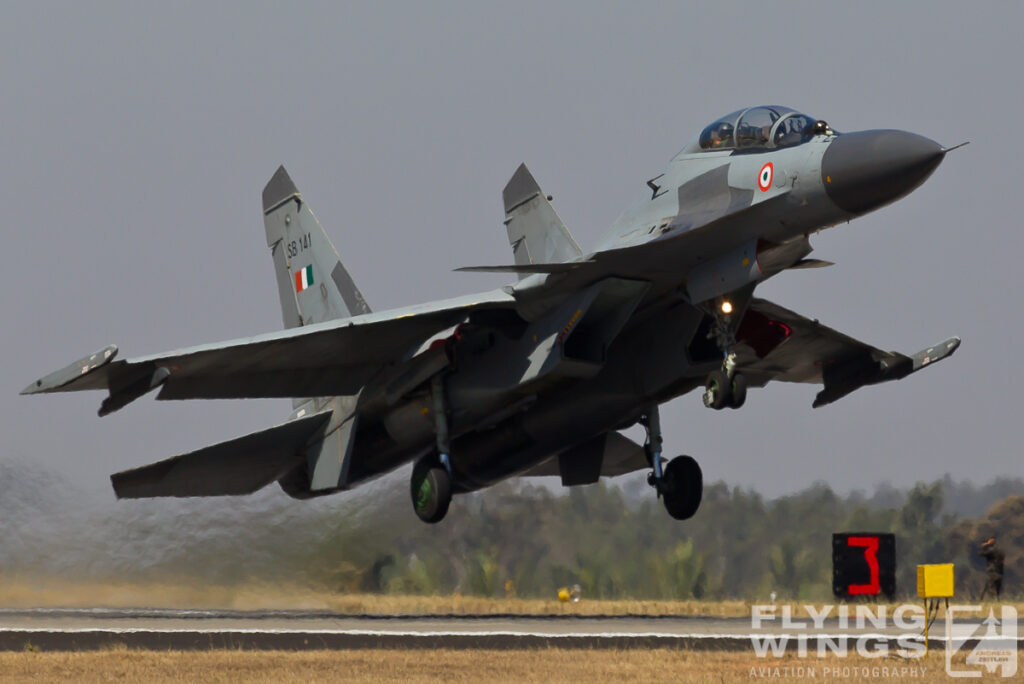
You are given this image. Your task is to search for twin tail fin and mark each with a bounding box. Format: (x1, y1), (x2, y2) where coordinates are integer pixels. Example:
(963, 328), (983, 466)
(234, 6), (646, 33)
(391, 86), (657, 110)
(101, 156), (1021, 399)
(262, 166), (371, 329)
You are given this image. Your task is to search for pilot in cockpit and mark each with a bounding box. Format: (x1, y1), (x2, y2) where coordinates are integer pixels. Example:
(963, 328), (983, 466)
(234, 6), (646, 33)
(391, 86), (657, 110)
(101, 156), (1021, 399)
(702, 121), (734, 149)
(690, 107), (817, 155)
(773, 115), (815, 147)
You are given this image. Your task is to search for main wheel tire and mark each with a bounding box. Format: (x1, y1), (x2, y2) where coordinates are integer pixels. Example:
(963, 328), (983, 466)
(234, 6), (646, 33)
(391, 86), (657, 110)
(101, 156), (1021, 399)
(728, 373), (747, 409)
(703, 370), (730, 410)
(410, 459), (452, 524)
(662, 455), (703, 521)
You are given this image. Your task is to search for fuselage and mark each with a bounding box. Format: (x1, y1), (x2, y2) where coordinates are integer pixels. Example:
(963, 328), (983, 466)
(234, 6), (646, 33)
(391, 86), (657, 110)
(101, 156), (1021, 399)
(22, 109), (953, 515)
(329, 106), (947, 495)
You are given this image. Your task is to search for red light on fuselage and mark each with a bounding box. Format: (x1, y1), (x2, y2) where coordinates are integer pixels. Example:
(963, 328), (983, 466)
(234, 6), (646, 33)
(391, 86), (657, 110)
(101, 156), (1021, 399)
(736, 311), (792, 358)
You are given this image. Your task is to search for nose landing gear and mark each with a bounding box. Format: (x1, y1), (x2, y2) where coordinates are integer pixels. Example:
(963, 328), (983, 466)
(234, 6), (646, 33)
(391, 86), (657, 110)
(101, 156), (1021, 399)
(701, 295), (749, 411)
(703, 367), (747, 410)
(642, 403), (703, 520)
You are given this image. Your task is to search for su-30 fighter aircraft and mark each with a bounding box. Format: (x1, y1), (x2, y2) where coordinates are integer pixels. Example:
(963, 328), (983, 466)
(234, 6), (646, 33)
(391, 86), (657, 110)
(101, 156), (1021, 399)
(24, 106), (962, 523)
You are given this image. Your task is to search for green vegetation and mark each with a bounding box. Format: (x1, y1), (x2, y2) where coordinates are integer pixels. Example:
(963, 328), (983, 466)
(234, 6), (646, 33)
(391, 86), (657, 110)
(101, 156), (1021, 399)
(296, 477), (1022, 602)
(1, 456), (1019, 604)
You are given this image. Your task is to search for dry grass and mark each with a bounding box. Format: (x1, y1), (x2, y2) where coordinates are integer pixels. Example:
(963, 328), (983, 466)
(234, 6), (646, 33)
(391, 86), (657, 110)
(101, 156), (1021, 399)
(4, 648), (1015, 683)
(2, 577), (1021, 619)
(319, 593), (756, 617)
(0, 579), (334, 612)
(0, 577), (755, 615)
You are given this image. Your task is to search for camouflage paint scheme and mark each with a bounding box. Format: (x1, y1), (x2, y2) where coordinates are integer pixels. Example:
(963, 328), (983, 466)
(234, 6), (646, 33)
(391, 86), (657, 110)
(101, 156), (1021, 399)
(22, 106), (961, 521)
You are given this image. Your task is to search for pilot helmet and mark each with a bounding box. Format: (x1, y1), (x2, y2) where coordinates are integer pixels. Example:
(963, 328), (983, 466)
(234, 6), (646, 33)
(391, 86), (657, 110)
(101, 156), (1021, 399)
(712, 121), (733, 146)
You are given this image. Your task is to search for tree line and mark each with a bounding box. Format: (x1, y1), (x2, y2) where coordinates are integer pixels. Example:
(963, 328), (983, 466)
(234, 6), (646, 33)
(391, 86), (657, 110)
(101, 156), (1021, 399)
(294, 475), (1022, 601)
(2, 457), (1019, 602)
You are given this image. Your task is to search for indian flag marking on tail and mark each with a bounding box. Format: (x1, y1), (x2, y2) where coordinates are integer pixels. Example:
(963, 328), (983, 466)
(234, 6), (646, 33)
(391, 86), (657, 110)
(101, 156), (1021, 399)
(294, 264), (314, 293)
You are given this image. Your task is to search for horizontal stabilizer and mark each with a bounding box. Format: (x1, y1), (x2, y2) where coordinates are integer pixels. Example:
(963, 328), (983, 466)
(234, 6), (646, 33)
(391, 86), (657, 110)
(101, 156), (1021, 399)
(455, 261), (593, 274)
(99, 367), (169, 417)
(813, 336), (960, 408)
(111, 412), (331, 498)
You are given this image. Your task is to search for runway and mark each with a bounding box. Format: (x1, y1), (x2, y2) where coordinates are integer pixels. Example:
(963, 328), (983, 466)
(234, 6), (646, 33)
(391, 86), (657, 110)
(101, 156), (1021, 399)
(1, 608), (1020, 651)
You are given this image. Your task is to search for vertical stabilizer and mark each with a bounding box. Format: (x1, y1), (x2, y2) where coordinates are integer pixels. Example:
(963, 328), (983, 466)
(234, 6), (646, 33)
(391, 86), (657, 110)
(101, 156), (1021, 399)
(502, 164), (582, 277)
(262, 166), (371, 329)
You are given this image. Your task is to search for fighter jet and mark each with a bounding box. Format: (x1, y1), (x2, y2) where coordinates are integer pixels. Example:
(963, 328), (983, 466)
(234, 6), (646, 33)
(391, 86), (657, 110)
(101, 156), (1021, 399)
(22, 105), (962, 523)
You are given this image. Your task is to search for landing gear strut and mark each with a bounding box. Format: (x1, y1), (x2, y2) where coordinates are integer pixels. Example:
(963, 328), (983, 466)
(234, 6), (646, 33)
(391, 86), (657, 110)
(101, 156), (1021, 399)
(701, 296), (749, 410)
(642, 403), (703, 520)
(410, 376), (454, 524)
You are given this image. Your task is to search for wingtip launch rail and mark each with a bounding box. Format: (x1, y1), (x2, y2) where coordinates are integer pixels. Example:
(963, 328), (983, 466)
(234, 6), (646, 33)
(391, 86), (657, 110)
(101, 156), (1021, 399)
(812, 336), (961, 408)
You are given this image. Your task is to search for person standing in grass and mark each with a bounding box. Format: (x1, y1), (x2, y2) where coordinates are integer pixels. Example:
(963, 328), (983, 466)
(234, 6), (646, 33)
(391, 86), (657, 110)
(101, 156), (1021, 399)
(979, 537), (1005, 600)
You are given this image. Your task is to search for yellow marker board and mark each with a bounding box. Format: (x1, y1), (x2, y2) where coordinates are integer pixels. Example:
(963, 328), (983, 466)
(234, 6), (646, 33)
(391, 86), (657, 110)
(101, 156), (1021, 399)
(917, 563), (954, 598)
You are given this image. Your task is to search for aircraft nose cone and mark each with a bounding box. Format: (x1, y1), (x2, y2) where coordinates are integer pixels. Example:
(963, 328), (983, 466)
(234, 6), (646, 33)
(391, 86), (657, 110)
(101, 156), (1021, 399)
(822, 130), (945, 215)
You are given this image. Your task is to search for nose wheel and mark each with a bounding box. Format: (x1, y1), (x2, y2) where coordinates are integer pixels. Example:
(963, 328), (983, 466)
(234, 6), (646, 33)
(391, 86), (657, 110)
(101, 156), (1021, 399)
(700, 292), (751, 411)
(702, 369), (747, 410)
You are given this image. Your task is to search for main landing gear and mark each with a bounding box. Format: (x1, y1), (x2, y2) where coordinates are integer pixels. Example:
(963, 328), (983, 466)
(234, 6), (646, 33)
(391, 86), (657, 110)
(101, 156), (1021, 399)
(642, 404), (702, 520)
(410, 376), (454, 524)
(701, 298), (747, 411)
(411, 457), (451, 524)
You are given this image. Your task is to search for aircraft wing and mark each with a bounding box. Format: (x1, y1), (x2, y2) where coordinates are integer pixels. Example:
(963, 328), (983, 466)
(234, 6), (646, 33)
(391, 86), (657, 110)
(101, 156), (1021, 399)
(736, 298), (960, 407)
(21, 290), (516, 413)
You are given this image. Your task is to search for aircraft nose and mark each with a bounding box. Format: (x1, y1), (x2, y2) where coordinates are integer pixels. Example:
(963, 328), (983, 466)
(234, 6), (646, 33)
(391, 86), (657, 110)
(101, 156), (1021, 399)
(822, 130), (945, 215)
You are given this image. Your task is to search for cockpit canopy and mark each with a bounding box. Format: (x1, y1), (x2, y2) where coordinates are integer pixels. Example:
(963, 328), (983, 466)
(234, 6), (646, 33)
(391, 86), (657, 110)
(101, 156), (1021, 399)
(682, 106), (819, 155)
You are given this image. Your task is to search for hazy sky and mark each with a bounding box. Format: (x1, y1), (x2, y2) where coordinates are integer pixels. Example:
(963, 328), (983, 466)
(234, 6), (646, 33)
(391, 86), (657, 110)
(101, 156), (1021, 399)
(2, 2), (1020, 500)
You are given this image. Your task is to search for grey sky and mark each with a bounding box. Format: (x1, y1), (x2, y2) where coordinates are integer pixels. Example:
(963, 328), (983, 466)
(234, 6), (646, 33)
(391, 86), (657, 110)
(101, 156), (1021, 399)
(1, 2), (1020, 499)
